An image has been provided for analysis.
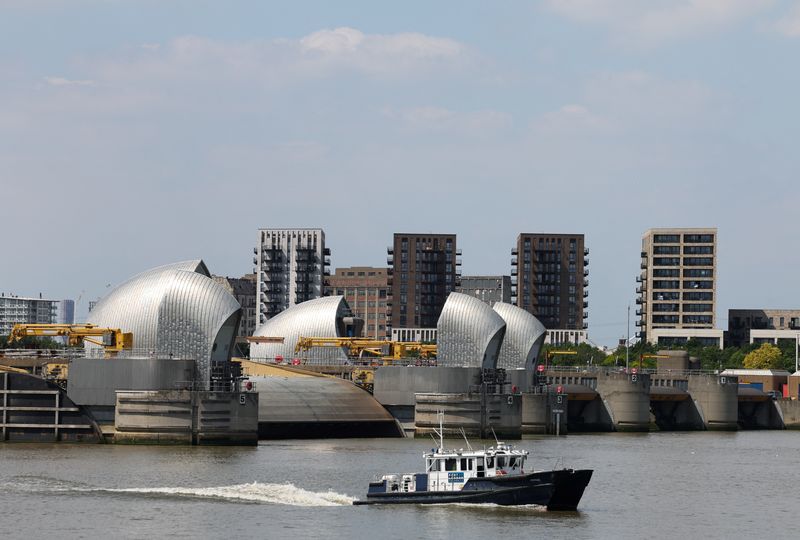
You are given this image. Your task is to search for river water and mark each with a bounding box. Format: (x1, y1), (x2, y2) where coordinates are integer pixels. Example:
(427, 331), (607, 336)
(0, 432), (797, 539)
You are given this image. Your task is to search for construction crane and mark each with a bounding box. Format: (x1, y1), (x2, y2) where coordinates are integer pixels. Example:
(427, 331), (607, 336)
(637, 354), (669, 370)
(294, 337), (437, 362)
(7, 324), (133, 353)
(545, 350), (578, 366)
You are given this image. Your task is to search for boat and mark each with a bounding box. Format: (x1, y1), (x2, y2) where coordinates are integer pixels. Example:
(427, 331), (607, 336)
(353, 421), (592, 509)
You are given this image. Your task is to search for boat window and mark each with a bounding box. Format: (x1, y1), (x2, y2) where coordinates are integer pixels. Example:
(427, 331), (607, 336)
(428, 459), (440, 472)
(486, 456), (494, 468)
(509, 457), (518, 469)
(477, 457), (484, 469)
(460, 458), (468, 471)
(445, 458), (457, 471)
(497, 456), (506, 468)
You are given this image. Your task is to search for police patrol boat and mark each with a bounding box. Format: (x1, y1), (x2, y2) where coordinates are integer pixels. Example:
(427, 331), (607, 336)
(353, 421), (592, 509)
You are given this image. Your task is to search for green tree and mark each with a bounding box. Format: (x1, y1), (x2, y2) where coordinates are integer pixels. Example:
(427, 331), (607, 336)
(743, 343), (784, 370)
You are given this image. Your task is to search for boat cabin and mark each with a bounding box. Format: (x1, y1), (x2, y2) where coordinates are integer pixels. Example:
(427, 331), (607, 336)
(372, 443), (529, 494)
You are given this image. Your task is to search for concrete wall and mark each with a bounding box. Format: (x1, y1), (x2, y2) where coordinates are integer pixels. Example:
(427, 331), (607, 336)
(114, 389), (258, 445)
(68, 358), (196, 407)
(373, 367), (482, 407)
(777, 400), (800, 428)
(521, 392), (568, 435)
(415, 392), (521, 440)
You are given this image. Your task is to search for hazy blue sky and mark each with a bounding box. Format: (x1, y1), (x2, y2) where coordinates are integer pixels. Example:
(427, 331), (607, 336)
(1, 1), (799, 345)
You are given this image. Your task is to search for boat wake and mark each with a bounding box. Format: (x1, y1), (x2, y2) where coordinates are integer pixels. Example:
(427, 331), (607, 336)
(2, 477), (354, 506)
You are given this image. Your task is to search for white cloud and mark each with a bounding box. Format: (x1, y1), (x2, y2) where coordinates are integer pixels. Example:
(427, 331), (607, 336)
(774, 2), (800, 36)
(382, 106), (512, 136)
(43, 76), (94, 87)
(543, 0), (774, 45)
(86, 28), (470, 89)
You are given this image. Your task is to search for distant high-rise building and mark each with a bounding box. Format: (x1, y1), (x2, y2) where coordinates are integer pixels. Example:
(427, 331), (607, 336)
(727, 309), (800, 347)
(0, 293), (59, 335)
(325, 266), (389, 339)
(212, 274), (258, 338)
(511, 234), (588, 331)
(457, 276), (512, 307)
(637, 228), (722, 347)
(57, 299), (75, 324)
(254, 228), (330, 324)
(387, 234), (460, 335)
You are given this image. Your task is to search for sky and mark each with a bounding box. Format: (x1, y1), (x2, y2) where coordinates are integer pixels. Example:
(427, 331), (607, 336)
(1, 0), (799, 346)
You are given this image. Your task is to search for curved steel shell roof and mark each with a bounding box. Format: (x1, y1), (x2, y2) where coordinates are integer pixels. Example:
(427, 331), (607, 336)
(86, 260), (241, 384)
(250, 296), (352, 365)
(493, 302), (546, 371)
(436, 293), (506, 369)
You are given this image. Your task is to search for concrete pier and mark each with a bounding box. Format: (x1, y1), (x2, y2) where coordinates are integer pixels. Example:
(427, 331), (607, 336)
(777, 400), (800, 428)
(114, 389), (259, 445)
(688, 374), (739, 430)
(414, 391), (521, 440)
(521, 392), (568, 435)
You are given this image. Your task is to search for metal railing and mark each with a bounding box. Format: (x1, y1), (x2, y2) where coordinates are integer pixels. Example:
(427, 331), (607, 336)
(543, 365), (725, 376)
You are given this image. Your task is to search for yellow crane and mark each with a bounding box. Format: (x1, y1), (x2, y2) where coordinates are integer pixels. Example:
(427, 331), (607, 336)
(545, 350), (578, 367)
(294, 337), (436, 362)
(7, 324), (133, 353)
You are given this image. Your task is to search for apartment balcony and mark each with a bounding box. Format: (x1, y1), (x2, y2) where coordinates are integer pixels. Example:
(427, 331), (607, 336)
(583, 280), (589, 288)
(640, 262), (647, 269)
(387, 247), (394, 255)
(323, 269), (330, 276)
(387, 268), (393, 276)
(511, 248), (518, 256)
(635, 320), (644, 327)
(511, 257), (518, 266)
(324, 247), (331, 256)
(583, 270), (589, 277)
(635, 297), (643, 304)
(583, 313), (588, 319)
(253, 256), (258, 265)
(584, 258), (589, 266)
(636, 275), (643, 283)
(641, 251), (647, 258)
(455, 258), (462, 266)
(582, 323), (588, 330)
(387, 256), (394, 265)
(510, 277), (517, 285)
(584, 248), (589, 256)
(253, 247), (258, 255)
(583, 291), (589, 298)
(636, 308), (644, 316)
(295, 275), (313, 284)
(511, 268), (518, 276)
(636, 286), (645, 294)
(324, 257), (331, 266)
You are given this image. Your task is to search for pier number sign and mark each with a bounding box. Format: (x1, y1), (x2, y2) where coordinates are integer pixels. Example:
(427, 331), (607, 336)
(448, 472), (465, 483)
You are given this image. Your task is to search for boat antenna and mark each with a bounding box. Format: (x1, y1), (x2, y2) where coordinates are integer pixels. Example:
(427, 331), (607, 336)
(460, 427), (473, 452)
(490, 426), (500, 445)
(431, 410), (444, 450)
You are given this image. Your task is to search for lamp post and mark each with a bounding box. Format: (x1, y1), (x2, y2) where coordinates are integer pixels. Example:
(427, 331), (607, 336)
(795, 333), (798, 373)
(626, 304), (630, 372)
